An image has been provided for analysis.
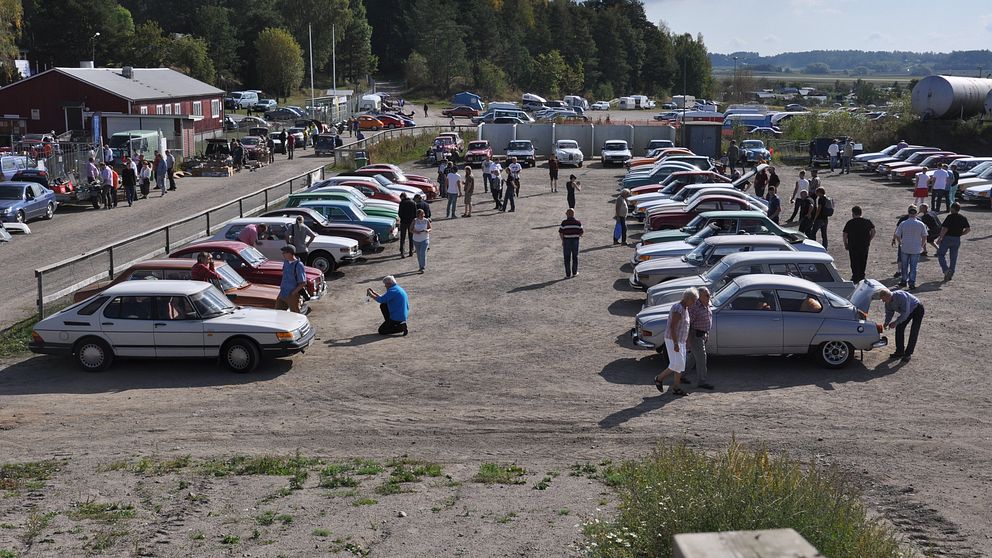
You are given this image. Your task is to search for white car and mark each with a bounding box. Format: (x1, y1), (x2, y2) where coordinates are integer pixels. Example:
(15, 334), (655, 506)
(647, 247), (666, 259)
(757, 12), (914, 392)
(209, 217), (361, 274)
(29, 281), (315, 372)
(554, 140), (584, 167)
(591, 101), (611, 110)
(601, 140), (632, 166)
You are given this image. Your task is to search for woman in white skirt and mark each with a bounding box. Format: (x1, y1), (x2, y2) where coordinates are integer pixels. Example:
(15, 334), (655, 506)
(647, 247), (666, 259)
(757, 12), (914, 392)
(654, 288), (698, 396)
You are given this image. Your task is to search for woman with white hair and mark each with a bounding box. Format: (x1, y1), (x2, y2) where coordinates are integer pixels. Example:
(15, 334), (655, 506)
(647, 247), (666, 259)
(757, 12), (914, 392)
(654, 287), (697, 396)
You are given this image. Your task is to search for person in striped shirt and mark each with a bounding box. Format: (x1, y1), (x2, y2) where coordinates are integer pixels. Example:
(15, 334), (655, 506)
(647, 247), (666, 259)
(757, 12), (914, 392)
(558, 209), (584, 278)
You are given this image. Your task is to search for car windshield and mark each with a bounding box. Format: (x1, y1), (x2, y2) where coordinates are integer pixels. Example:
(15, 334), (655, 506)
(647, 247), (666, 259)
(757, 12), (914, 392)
(289, 128), (304, 134)
(372, 174), (392, 187)
(703, 260), (731, 281)
(967, 161), (992, 174)
(605, 143), (627, 150)
(825, 289), (852, 309)
(509, 142), (530, 149)
(684, 243), (711, 265)
(686, 223), (719, 244)
(0, 186), (24, 200)
(241, 137), (260, 146)
(239, 247), (267, 266)
(468, 142), (488, 149)
(216, 264), (249, 290)
(558, 141), (578, 149)
(711, 281), (741, 307)
(919, 155), (942, 166)
(979, 167), (992, 179)
(190, 286), (236, 317)
(742, 140), (763, 149)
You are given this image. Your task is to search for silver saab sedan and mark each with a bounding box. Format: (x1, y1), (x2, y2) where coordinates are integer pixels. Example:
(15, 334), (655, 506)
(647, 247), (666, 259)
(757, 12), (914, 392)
(632, 275), (887, 368)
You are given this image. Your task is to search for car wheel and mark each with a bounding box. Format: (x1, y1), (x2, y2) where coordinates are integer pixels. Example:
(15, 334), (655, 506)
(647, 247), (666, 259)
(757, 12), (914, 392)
(578, 161), (583, 167)
(221, 337), (260, 373)
(15, 210), (25, 223)
(816, 340), (853, 368)
(308, 251), (336, 274)
(44, 203), (55, 220)
(73, 337), (114, 372)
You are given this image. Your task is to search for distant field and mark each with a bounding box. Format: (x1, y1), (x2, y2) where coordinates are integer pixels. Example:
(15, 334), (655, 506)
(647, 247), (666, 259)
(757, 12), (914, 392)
(713, 70), (916, 86)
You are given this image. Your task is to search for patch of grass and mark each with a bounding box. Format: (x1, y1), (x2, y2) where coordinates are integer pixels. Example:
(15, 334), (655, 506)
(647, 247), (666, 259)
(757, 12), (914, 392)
(102, 455), (191, 476)
(353, 459), (384, 476)
(68, 501), (135, 523)
(275, 514), (293, 525)
(20, 512), (56, 546)
(0, 550), (16, 558)
(557, 508), (570, 516)
(289, 469), (308, 490)
(319, 466), (359, 489)
(199, 452), (318, 477)
(85, 528), (128, 553)
(374, 481), (411, 496)
(581, 442), (909, 558)
(255, 511), (277, 526)
(189, 531), (204, 540)
(569, 462), (599, 478)
(352, 498), (377, 507)
(312, 528), (331, 537)
(0, 523), (14, 529)
(474, 463), (526, 485)
(495, 512), (517, 524)
(220, 534), (240, 545)
(0, 316), (40, 358)
(0, 460), (63, 491)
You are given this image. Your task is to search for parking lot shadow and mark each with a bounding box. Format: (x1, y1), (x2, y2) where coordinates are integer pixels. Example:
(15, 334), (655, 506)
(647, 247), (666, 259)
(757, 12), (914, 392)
(0, 356), (292, 396)
(325, 333), (391, 347)
(599, 395), (673, 428)
(508, 278), (566, 293)
(608, 299), (642, 317)
(613, 278), (638, 292)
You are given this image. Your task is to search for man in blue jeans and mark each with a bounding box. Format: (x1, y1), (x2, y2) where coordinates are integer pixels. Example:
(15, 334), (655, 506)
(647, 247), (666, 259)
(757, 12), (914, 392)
(368, 275), (409, 335)
(892, 205), (928, 290)
(936, 202), (970, 282)
(881, 288), (924, 364)
(558, 208), (584, 278)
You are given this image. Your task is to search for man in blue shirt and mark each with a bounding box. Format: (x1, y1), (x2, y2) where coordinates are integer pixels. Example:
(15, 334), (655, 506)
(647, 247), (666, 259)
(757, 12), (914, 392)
(277, 246), (307, 313)
(881, 288), (924, 363)
(367, 275), (409, 336)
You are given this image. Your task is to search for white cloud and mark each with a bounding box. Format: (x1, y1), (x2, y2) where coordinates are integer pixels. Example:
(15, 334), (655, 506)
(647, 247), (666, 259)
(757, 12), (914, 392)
(762, 35), (781, 43)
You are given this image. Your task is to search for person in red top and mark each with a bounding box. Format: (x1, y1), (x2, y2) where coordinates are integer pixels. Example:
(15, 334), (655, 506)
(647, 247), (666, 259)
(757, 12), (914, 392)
(191, 253), (222, 284)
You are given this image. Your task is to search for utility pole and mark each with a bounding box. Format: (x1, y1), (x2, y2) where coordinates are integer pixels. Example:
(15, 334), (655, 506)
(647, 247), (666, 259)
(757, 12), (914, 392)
(332, 24), (337, 122)
(309, 24), (315, 118)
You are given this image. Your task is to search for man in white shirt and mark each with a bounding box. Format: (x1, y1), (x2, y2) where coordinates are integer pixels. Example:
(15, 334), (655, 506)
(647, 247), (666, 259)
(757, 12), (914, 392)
(102, 144), (114, 165)
(507, 158), (523, 196)
(893, 205), (929, 290)
(98, 162), (114, 209)
(827, 139), (840, 172)
(930, 163), (950, 212)
(787, 170), (810, 223)
(445, 168), (462, 219)
(488, 160), (503, 209)
(482, 157), (493, 193)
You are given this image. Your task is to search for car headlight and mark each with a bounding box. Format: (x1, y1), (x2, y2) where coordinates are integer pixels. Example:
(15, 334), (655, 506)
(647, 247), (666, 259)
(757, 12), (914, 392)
(276, 331), (297, 341)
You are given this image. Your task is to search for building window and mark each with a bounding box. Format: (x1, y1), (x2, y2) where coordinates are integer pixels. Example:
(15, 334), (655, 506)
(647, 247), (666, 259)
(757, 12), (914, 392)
(155, 105), (163, 114)
(139, 106), (148, 115)
(211, 99), (221, 118)
(174, 103), (181, 114)
(163, 104), (172, 115)
(192, 101), (202, 117)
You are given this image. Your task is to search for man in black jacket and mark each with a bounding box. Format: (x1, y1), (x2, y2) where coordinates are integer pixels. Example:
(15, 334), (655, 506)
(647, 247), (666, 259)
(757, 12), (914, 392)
(398, 193), (417, 258)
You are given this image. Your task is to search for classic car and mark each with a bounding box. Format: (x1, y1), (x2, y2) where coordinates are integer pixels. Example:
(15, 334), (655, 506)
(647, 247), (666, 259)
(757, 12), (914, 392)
(619, 162), (701, 190)
(209, 217), (361, 274)
(889, 154), (968, 182)
(224, 116), (238, 131)
(358, 115), (385, 130)
(949, 157), (992, 174)
(287, 187), (399, 220)
(739, 139), (771, 163)
(863, 146), (937, 171)
(345, 167), (439, 199)
(437, 132), (465, 151)
(359, 163), (435, 186)
(0, 181), (57, 223)
(321, 180), (401, 203)
(313, 133), (340, 156)
(298, 200), (400, 241)
(874, 151), (945, 175)
(960, 166), (992, 204)
(316, 175), (422, 199)
(627, 147), (695, 169)
(627, 171), (734, 209)
(638, 185), (768, 219)
(629, 235), (814, 289)
(959, 161), (992, 180)
(554, 140), (584, 167)
(265, 108), (298, 122)
(645, 194), (765, 232)
(506, 140), (536, 167)
(170, 240), (327, 297)
(635, 211), (809, 251)
(71, 258), (293, 311)
(260, 208), (381, 252)
(644, 139), (675, 155)
(376, 114), (406, 129)
(442, 106), (480, 118)
(632, 275), (888, 369)
(252, 99), (277, 112)
(432, 136), (459, 156)
(645, 251), (853, 308)
(601, 140), (632, 166)
(239, 136), (269, 161)
(852, 144), (902, 168)
(465, 140), (493, 166)
(747, 127), (782, 138)
(30, 281), (314, 373)
(238, 116), (269, 129)
(591, 101), (611, 110)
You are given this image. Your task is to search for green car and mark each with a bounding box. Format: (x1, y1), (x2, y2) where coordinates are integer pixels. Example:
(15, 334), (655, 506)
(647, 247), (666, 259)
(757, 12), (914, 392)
(639, 210), (807, 246)
(286, 190), (399, 221)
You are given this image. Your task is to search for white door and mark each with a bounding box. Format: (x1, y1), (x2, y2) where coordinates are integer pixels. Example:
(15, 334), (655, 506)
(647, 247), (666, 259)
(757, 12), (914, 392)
(153, 296), (205, 357)
(254, 223), (288, 259)
(100, 296), (156, 357)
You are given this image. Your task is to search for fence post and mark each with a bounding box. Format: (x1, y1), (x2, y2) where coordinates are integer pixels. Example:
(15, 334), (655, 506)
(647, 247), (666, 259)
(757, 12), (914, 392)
(206, 212), (211, 235)
(238, 199), (243, 218)
(165, 227), (171, 253)
(36, 270), (44, 319)
(108, 247), (115, 277)
(264, 190), (269, 210)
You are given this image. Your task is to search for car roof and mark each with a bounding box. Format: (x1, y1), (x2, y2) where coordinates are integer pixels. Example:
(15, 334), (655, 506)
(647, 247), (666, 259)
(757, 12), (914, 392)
(176, 240), (249, 253)
(719, 251), (833, 266)
(299, 200), (353, 208)
(0, 182), (31, 188)
(130, 258), (202, 269)
(102, 280), (207, 296)
(699, 210), (767, 218)
(228, 216), (298, 225)
(732, 273), (824, 292)
(702, 235), (789, 247)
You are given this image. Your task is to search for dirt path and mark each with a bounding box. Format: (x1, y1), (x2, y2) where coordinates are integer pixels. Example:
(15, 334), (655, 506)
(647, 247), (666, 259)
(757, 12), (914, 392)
(1, 161), (989, 556)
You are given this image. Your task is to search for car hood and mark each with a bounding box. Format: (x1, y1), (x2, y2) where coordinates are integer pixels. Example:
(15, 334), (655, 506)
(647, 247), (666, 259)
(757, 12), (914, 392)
(556, 147), (582, 154)
(961, 178), (992, 189)
(635, 255), (700, 274)
(467, 149), (491, 155)
(603, 149), (631, 155)
(0, 200), (24, 211)
(227, 282), (281, 305)
(506, 149), (535, 155)
(637, 302), (677, 322)
(646, 274), (708, 297)
(207, 307), (310, 331)
(637, 241), (694, 258)
(315, 234), (359, 249)
(641, 230), (691, 245)
(849, 278), (887, 313)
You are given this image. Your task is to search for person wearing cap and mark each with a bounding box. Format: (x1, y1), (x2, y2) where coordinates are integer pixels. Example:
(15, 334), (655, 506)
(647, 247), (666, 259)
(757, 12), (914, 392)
(892, 205), (928, 290)
(276, 245), (307, 313)
(367, 276), (409, 336)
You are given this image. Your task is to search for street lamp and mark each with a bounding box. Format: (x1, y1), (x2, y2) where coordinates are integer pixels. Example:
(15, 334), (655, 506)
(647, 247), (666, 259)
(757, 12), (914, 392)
(90, 32), (101, 65)
(733, 56), (739, 101)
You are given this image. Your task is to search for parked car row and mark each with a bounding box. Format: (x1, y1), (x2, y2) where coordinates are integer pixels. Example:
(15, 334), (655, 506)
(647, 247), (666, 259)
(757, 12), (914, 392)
(855, 143), (992, 206)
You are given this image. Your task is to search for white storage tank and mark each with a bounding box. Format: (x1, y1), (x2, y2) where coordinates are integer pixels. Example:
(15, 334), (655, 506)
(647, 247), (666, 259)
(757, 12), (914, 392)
(985, 89), (992, 118)
(911, 75), (992, 119)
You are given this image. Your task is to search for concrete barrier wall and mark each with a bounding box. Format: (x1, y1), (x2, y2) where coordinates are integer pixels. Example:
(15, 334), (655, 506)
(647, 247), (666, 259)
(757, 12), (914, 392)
(592, 125), (635, 155)
(515, 123), (555, 157)
(553, 124), (595, 157)
(632, 125), (677, 155)
(479, 124), (516, 156)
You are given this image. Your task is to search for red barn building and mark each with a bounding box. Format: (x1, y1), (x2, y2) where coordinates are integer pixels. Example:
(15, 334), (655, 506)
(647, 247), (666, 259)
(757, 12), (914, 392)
(0, 66), (225, 140)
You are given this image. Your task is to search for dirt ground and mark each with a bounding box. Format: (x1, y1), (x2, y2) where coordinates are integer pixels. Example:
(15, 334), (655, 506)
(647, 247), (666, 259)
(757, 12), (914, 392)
(1, 157), (990, 557)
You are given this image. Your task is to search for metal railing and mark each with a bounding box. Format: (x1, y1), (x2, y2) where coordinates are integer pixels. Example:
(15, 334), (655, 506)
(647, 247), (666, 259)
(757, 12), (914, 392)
(33, 166), (326, 318)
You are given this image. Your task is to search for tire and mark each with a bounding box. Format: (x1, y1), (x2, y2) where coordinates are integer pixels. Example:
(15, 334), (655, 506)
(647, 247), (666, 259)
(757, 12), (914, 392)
(44, 203), (55, 220)
(578, 161), (583, 167)
(221, 337), (260, 373)
(387, 124), (395, 129)
(91, 195), (101, 210)
(816, 341), (853, 369)
(14, 210), (25, 223)
(73, 337), (114, 372)
(308, 251), (336, 274)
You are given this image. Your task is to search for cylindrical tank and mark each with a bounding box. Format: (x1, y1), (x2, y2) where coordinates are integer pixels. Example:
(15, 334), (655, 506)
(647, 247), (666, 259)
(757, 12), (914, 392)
(985, 89), (992, 117)
(911, 75), (992, 119)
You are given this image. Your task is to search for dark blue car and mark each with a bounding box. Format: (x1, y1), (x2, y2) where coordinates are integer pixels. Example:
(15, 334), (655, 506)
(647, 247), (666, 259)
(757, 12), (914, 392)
(0, 181), (57, 223)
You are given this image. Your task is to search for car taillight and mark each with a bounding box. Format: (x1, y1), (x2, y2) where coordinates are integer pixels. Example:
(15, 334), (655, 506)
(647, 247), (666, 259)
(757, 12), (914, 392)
(30, 331), (43, 346)
(641, 329), (653, 338)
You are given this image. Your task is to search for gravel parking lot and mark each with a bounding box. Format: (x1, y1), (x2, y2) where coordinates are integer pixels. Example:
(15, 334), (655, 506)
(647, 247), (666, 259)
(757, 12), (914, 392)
(1, 156), (990, 556)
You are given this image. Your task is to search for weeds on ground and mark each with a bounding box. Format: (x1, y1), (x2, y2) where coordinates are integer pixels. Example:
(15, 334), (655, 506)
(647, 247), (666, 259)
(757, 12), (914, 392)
(101, 455), (191, 476)
(0, 460), (63, 491)
(312, 528), (331, 537)
(84, 528), (128, 553)
(352, 498), (377, 507)
(474, 463), (526, 485)
(20, 512), (56, 547)
(0, 550), (16, 558)
(0, 317), (39, 358)
(68, 501), (135, 523)
(198, 452), (318, 477)
(220, 534), (239, 545)
(581, 441), (909, 558)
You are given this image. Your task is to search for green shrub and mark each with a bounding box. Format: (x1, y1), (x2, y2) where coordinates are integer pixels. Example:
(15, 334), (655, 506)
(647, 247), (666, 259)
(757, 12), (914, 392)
(581, 442), (907, 558)
(474, 463), (526, 485)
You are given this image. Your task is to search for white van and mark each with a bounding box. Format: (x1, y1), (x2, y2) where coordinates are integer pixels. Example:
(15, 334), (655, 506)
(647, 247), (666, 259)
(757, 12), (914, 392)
(358, 94), (382, 112)
(226, 91), (259, 109)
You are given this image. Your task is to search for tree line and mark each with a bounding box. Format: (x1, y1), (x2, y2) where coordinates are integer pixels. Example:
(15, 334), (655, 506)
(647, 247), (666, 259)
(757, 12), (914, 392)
(711, 49), (992, 77)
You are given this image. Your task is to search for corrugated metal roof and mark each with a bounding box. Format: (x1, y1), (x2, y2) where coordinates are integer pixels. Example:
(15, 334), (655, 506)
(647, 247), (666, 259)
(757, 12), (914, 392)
(55, 67), (223, 101)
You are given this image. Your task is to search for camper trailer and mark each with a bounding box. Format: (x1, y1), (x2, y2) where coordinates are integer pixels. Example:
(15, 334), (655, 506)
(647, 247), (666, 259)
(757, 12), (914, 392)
(522, 93), (547, 112)
(563, 95), (589, 111)
(620, 95), (656, 110)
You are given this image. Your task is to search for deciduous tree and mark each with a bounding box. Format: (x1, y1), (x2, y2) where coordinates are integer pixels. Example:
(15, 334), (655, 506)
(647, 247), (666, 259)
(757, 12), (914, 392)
(255, 27), (304, 102)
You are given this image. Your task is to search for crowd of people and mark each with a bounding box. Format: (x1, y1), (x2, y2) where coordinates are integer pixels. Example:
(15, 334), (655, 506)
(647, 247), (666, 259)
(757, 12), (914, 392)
(84, 146), (176, 208)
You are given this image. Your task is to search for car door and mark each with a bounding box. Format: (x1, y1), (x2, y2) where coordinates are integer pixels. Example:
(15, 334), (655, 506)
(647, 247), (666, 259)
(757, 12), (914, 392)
(255, 224), (287, 259)
(327, 206), (354, 224)
(152, 296), (205, 357)
(29, 184), (48, 217)
(100, 296), (156, 357)
(712, 288), (781, 354)
(776, 289), (827, 352)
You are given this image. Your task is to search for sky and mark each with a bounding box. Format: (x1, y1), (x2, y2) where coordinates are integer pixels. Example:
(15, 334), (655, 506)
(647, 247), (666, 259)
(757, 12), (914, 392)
(642, 0), (992, 55)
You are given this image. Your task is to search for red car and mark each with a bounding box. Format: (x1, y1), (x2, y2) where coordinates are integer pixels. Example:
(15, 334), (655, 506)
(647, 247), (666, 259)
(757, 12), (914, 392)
(345, 166), (438, 200)
(442, 106), (480, 118)
(890, 154), (969, 183)
(334, 180), (401, 203)
(376, 114), (406, 129)
(360, 163), (435, 185)
(170, 240), (327, 299)
(647, 194), (762, 231)
(465, 140), (493, 167)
